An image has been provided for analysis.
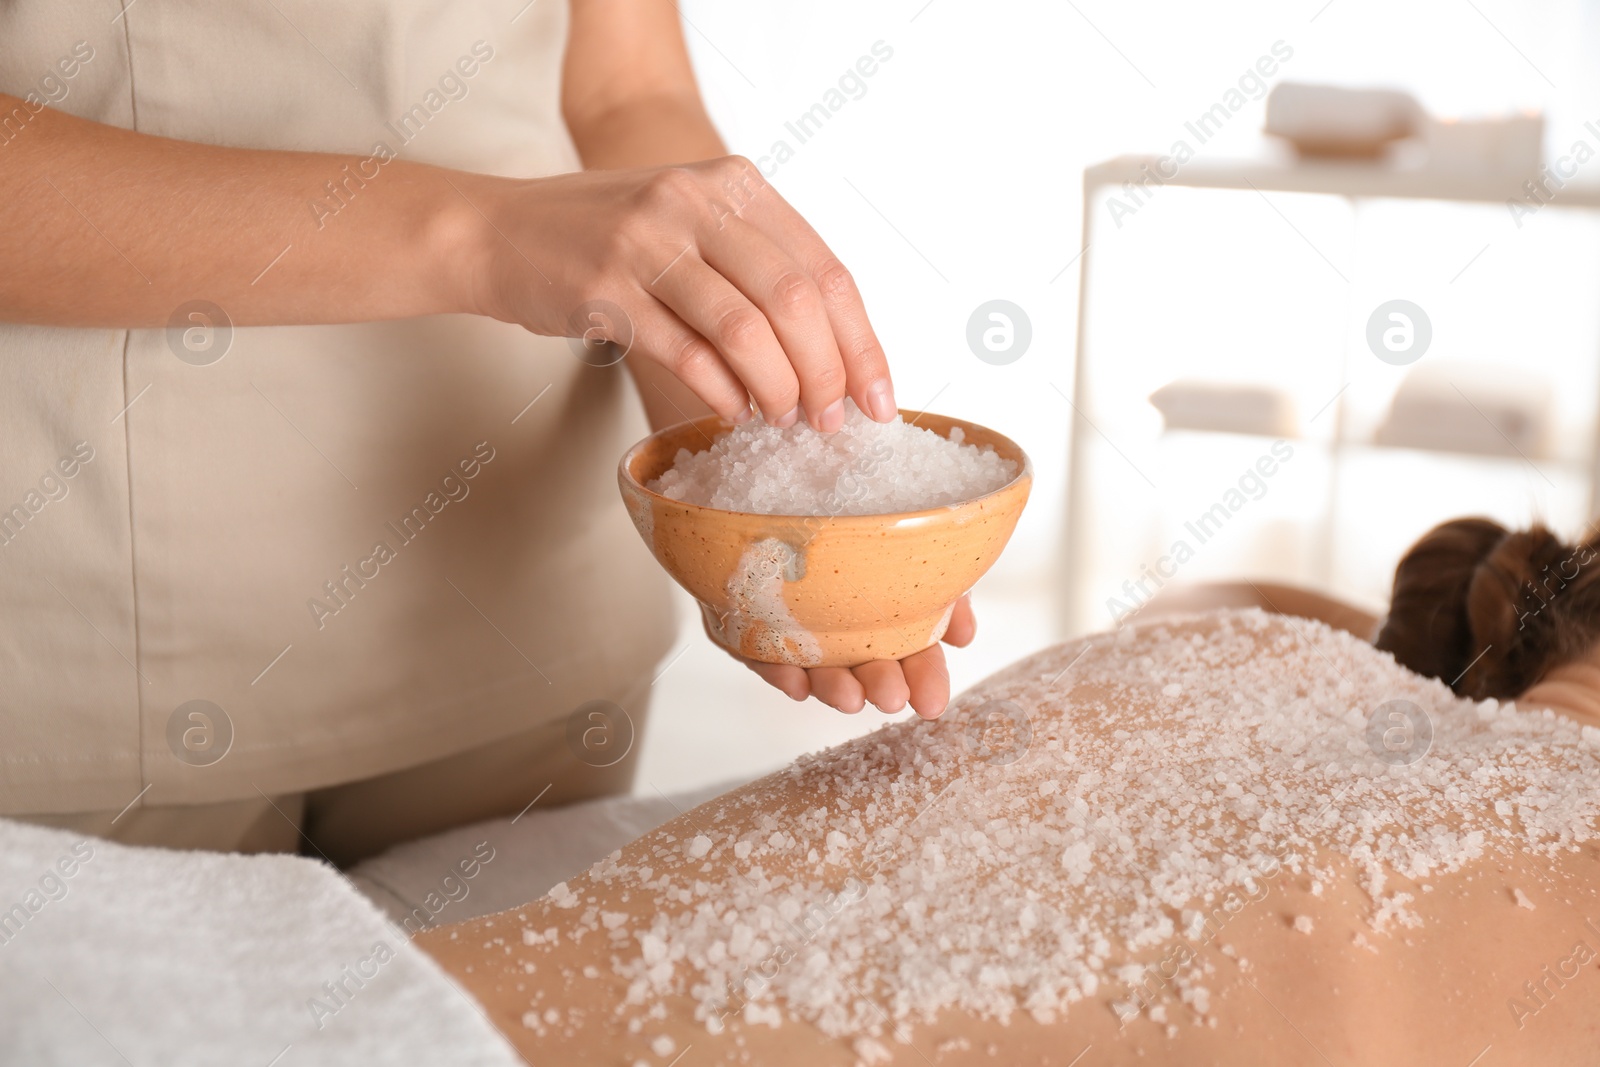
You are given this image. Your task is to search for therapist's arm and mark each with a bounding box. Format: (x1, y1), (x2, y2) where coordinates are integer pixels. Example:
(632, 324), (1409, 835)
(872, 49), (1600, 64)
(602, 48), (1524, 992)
(558, 0), (969, 720)
(0, 95), (470, 327)
(0, 90), (892, 433)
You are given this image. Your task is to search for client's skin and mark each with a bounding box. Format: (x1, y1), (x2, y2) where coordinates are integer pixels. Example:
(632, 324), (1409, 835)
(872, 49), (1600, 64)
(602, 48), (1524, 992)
(417, 574), (1600, 1065)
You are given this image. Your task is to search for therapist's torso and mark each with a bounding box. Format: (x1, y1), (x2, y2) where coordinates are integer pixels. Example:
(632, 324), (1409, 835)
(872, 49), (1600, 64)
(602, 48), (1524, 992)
(0, 0), (675, 813)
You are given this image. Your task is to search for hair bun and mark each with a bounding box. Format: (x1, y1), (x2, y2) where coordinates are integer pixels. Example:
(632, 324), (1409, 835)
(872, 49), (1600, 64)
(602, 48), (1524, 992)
(1376, 518), (1596, 698)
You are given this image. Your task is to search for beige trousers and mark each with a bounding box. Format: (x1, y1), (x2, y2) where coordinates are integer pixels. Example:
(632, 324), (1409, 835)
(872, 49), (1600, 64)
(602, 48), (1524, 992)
(20, 677), (653, 867)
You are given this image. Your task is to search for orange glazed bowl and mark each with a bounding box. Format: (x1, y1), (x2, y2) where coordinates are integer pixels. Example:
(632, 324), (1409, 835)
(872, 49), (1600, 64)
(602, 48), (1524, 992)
(618, 410), (1031, 668)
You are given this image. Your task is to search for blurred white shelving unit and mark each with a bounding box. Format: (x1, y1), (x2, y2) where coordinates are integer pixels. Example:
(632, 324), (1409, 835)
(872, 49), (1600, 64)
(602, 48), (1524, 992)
(1061, 154), (1600, 635)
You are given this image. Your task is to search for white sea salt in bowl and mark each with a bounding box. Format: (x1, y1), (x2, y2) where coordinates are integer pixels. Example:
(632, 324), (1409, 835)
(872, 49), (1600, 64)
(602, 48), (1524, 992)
(618, 405), (1031, 668)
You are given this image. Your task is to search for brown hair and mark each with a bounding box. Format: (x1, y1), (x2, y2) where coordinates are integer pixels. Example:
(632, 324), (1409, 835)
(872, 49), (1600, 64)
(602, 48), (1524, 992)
(1375, 518), (1600, 699)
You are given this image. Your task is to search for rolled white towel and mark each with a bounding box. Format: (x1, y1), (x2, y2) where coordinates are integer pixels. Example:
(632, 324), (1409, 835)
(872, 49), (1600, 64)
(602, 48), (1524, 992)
(0, 818), (521, 1067)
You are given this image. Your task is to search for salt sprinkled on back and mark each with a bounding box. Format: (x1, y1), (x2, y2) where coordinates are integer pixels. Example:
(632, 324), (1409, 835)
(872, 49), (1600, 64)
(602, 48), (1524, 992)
(538, 611), (1600, 1045)
(647, 400), (1017, 515)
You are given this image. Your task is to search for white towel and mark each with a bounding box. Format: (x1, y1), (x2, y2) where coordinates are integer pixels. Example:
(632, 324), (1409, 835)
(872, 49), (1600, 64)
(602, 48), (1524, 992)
(0, 818), (522, 1067)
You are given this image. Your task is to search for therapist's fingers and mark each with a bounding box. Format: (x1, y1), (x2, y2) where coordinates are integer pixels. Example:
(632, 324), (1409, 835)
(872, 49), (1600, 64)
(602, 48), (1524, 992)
(722, 599), (969, 719)
(746, 659), (810, 701)
(808, 667), (867, 714)
(813, 250), (895, 423)
(630, 298), (753, 423)
(648, 256), (800, 426)
(735, 182), (895, 423)
(702, 216), (848, 433)
(902, 643), (953, 720)
(943, 596), (976, 648)
(852, 660), (910, 713)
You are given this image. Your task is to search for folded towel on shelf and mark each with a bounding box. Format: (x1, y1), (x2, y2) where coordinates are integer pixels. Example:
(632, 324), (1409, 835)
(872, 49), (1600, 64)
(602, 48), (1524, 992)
(1265, 82), (1424, 158)
(1375, 361), (1550, 459)
(1149, 379), (1298, 438)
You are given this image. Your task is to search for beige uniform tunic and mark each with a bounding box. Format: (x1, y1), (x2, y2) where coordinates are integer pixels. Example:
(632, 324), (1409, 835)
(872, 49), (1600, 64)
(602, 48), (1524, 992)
(0, 0), (675, 839)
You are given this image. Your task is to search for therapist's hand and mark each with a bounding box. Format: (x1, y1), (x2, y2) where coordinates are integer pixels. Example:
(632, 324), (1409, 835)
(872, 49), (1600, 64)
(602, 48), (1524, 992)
(462, 157), (896, 433)
(710, 595), (976, 720)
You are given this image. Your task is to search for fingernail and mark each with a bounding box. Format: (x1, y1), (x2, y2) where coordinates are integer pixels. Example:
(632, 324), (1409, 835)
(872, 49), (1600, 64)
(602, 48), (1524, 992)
(773, 406), (800, 429)
(817, 398), (845, 433)
(865, 379), (896, 422)
(731, 403), (754, 424)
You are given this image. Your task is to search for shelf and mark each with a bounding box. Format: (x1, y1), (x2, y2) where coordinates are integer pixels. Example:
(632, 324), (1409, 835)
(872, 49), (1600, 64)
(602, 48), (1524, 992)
(1152, 425), (1590, 474)
(1084, 154), (1600, 210)
(1062, 152), (1600, 633)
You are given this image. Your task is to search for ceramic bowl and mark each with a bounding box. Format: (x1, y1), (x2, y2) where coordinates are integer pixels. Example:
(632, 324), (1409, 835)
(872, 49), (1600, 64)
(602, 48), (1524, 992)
(617, 410), (1031, 668)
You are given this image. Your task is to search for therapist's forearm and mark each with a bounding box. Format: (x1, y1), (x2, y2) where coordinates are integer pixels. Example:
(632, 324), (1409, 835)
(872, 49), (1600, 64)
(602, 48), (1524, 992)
(567, 93), (726, 170)
(0, 94), (478, 328)
(3, 90), (890, 434)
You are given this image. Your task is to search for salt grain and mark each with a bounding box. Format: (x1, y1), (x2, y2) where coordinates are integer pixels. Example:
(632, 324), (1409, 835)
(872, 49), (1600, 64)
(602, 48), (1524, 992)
(854, 1036), (894, 1064)
(647, 400), (1017, 515)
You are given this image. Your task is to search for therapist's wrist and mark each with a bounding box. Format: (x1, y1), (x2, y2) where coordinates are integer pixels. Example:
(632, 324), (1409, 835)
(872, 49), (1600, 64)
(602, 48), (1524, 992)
(414, 166), (512, 320)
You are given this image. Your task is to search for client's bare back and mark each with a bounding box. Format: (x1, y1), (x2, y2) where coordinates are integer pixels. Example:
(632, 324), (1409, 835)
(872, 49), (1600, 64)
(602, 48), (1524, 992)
(421, 611), (1600, 1065)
